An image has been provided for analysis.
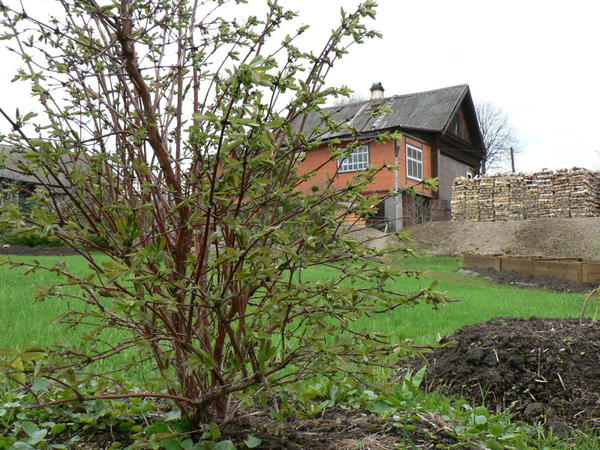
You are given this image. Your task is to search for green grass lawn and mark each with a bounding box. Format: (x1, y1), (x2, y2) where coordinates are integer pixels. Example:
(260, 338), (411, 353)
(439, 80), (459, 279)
(0, 252), (588, 352)
(0, 254), (136, 375)
(0, 254), (93, 350)
(0, 252), (596, 447)
(302, 254), (588, 346)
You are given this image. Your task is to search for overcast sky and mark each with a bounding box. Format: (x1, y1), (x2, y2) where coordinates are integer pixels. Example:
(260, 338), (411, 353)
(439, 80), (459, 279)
(0, 0), (598, 173)
(285, 0), (600, 173)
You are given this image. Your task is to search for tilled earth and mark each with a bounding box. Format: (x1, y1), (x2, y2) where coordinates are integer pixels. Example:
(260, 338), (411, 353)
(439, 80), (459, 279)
(461, 266), (599, 293)
(219, 408), (460, 449)
(421, 317), (600, 432)
(0, 244), (79, 256)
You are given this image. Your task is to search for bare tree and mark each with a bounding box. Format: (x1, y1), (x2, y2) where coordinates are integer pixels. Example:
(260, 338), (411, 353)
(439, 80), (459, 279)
(476, 102), (519, 174)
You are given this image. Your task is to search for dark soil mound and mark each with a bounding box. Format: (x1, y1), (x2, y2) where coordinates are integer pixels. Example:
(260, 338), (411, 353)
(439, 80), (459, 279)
(0, 245), (79, 256)
(423, 317), (600, 431)
(462, 266), (599, 293)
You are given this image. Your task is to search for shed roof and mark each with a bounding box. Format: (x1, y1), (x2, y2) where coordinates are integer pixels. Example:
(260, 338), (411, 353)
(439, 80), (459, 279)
(299, 84), (474, 140)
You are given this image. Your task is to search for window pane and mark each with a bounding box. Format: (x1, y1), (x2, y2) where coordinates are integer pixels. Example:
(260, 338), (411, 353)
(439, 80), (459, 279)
(406, 145), (423, 180)
(340, 145), (369, 172)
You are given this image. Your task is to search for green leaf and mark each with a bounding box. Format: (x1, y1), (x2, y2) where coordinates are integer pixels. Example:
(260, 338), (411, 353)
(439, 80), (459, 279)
(12, 443), (35, 449)
(165, 409), (181, 421)
(368, 399), (397, 415)
(411, 366), (426, 389)
(51, 423), (67, 435)
(214, 441), (236, 450)
(21, 351), (46, 361)
(181, 439), (194, 450)
(31, 378), (48, 392)
(474, 415), (487, 425)
(244, 434), (262, 448)
(159, 438), (185, 450)
(12, 357), (26, 384)
(22, 112), (37, 122)
(489, 423), (506, 437)
(0, 348), (20, 356)
(22, 421), (48, 445)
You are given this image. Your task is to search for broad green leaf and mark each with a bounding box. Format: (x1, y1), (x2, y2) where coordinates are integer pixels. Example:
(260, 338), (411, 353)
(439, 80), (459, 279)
(368, 399), (397, 415)
(214, 441), (236, 450)
(474, 415), (487, 425)
(12, 442), (35, 449)
(244, 434), (262, 448)
(31, 378), (48, 392)
(165, 409), (181, 421)
(22, 421), (48, 445)
(51, 423), (67, 435)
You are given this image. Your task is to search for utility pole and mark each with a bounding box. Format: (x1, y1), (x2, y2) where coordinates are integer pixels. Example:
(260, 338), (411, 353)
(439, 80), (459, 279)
(510, 146), (515, 173)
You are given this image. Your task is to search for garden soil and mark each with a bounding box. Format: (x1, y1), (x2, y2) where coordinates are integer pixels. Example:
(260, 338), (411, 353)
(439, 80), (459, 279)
(218, 408), (460, 449)
(0, 245), (79, 256)
(405, 217), (600, 259)
(460, 267), (599, 292)
(420, 317), (600, 432)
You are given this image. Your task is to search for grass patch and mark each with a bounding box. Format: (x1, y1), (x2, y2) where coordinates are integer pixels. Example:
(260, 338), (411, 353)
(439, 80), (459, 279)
(0, 252), (597, 447)
(0, 255), (93, 350)
(302, 254), (587, 346)
(0, 254), (139, 375)
(1, 253), (588, 351)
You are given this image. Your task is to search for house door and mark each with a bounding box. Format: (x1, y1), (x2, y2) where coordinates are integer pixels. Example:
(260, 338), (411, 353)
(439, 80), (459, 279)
(365, 198), (387, 230)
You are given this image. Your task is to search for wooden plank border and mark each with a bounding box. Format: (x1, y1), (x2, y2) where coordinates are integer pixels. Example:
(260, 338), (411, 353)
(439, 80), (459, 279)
(462, 254), (600, 283)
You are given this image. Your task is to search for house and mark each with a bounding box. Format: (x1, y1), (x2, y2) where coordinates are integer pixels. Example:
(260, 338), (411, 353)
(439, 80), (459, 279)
(0, 145), (73, 208)
(0, 146), (43, 207)
(296, 83), (485, 230)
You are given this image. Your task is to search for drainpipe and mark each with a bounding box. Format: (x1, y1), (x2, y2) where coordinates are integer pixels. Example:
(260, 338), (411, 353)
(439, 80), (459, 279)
(394, 140), (403, 231)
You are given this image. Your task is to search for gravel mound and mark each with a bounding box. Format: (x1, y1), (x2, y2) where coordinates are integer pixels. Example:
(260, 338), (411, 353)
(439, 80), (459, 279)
(422, 317), (600, 431)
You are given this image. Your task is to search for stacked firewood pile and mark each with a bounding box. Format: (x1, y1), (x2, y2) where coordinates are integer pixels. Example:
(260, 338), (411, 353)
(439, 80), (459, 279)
(451, 169), (600, 222)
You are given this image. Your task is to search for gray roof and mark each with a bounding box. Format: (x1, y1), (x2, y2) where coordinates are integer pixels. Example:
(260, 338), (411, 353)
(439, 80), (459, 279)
(0, 145), (72, 187)
(299, 84), (470, 140)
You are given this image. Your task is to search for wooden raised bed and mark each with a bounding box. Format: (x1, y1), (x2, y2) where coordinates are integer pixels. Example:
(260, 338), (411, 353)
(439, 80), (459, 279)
(463, 253), (501, 271)
(463, 254), (600, 283)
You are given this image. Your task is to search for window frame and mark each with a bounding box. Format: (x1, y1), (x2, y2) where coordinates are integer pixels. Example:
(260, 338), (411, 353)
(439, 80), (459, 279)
(406, 143), (424, 181)
(452, 113), (460, 136)
(338, 144), (370, 173)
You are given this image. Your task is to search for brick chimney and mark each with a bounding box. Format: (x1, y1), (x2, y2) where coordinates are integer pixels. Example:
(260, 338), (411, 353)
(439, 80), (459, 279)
(370, 82), (385, 100)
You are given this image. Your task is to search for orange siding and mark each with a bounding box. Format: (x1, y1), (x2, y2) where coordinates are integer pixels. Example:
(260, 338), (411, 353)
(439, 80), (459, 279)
(297, 137), (433, 196)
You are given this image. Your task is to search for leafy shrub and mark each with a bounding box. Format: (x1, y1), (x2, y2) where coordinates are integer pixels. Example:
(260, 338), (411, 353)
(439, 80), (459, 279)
(1, 230), (64, 247)
(0, 0), (445, 427)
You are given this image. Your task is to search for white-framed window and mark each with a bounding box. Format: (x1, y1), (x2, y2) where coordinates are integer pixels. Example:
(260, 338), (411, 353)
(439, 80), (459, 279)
(406, 144), (423, 181)
(339, 144), (369, 173)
